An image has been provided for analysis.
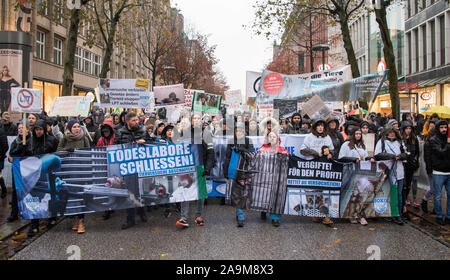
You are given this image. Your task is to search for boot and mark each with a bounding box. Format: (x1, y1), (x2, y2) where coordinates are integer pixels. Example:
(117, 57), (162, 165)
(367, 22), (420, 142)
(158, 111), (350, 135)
(0, 177), (7, 199)
(77, 219), (85, 234)
(121, 220), (135, 230)
(421, 200), (428, 213)
(394, 216), (404, 225)
(102, 211), (111, 220)
(72, 217), (79, 231)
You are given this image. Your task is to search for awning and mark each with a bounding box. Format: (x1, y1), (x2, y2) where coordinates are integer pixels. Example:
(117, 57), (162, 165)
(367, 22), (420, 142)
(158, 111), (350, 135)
(418, 76), (450, 88)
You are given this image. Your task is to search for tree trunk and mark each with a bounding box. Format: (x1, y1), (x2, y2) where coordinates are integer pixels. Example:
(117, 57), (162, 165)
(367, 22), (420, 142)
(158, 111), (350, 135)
(61, 7), (82, 96)
(99, 24), (117, 79)
(374, 6), (400, 120)
(339, 16), (361, 78)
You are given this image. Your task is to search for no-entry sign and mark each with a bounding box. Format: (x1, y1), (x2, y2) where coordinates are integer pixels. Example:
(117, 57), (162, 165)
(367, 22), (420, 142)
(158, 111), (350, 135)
(11, 88), (41, 113)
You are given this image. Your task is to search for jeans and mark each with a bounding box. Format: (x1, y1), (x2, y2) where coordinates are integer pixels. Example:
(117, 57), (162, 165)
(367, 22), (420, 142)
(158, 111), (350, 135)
(397, 179), (404, 215)
(181, 199), (204, 220)
(432, 174), (450, 219)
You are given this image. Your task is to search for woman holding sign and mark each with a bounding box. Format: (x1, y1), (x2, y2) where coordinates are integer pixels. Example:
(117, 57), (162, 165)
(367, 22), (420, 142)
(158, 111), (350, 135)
(257, 131), (290, 227)
(57, 120), (91, 234)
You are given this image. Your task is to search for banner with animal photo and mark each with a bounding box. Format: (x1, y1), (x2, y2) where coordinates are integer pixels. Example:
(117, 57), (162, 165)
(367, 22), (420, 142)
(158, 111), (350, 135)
(192, 91), (222, 114)
(154, 84), (185, 106)
(12, 143), (207, 220)
(339, 161), (399, 218)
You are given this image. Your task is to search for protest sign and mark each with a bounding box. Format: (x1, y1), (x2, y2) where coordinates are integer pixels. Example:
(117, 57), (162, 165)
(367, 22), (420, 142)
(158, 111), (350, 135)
(154, 84), (184, 106)
(12, 143), (207, 219)
(98, 79), (150, 108)
(11, 88), (41, 113)
(184, 89), (203, 110)
(258, 104), (274, 119)
(192, 91), (221, 114)
(49, 96), (91, 117)
(273, 99), (298, 119)
(224, 89), (242, 114)
(300, 95), (332, 120)
(362, 133), (376, 157)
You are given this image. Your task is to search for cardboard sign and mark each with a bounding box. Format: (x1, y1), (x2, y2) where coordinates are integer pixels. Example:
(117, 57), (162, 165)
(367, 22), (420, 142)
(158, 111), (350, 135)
(301, 95), (332, 120)
(11, 88), (41, 113)
(49, 96), (90, 117)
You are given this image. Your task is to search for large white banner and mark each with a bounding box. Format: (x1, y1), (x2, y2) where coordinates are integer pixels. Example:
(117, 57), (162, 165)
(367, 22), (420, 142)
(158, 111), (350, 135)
(246, 71), (262, 98)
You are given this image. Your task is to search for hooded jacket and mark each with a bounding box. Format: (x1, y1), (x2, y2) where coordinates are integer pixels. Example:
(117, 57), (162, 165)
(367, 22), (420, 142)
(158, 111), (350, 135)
(259, 117), (280, 137)
(374, 126), (407, 180)
(96, 121), (115, 147)
(400, 121), (420, 170)
(285, 113), (304, 134)
(257, 134), (289, 154)
(327, 118), (344, 157)
(30, 119), (59, 155)
(429, 120), (450, 173)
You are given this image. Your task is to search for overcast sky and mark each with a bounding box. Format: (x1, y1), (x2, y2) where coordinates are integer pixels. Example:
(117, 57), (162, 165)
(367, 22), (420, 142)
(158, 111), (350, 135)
(171, 0), (274, 94)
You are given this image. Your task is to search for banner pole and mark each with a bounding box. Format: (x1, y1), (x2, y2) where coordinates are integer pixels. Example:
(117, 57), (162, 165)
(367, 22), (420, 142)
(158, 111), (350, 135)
(22, 113), (27, 145)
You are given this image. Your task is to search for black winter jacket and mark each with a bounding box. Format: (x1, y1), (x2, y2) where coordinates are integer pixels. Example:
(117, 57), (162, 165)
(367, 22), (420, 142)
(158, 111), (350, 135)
(429, 133), (450, 173)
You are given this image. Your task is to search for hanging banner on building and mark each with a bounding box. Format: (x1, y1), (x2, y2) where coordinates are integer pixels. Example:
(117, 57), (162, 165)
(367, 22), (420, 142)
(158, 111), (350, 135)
(0, 49), (22, 114)
(192, 91), (222, 114)
(98, 79), (150, 108)
(339, 161), (399, 218)
(12, 143), (207, 219)
(11, 88), (41, 113)
(49, 96), (91, 117)
(154, 83), (185, 106)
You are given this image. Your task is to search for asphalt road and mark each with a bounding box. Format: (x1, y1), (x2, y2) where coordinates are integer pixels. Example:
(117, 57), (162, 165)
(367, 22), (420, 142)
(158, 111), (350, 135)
(12, 200), (450, 260)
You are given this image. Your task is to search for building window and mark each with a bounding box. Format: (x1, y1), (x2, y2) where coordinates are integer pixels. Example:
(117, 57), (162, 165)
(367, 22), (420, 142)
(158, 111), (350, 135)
(37, 0), (48, 16)
(122, 66), (127, 79)
(298, 53), (305, 73)
(407, 32), (412, 74)
(439, 15), (445, 66)
(414, 28), (419, 72)
(53, 38), (63, 65)
(422, 25), (427, 70)
(83, 50), (92, 74)
(115, 63), (119, 79)
(75, 47), (82, 71)
(93, 55), (101, 76)
(431, 20), (436, 68)
(54, 0), (64, 24)
(36, 31), (45, 60)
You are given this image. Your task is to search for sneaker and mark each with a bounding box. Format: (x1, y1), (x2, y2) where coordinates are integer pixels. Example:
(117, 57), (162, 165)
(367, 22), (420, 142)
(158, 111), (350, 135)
(72, 217), (79, 231)
(272, 220), (280, 227)
(350, 218), (358, 224)
(405, 199), (411, 206)
(394, 216), (404, 225)
(77, 219), (85, 234)
(237, 220), (244, 227)
(48, 218), (57, 227)
(413, 200), (420, 208)
(121, 220), (135, 230)
(260, 212), (267, 220)
(195, 217), (205, 226)
(322, 217), (334, 225)
(436, 218), (445, 226)
(176, 218), (189, 228)
(421, 200), (428, 213)
(359, 218), (368, 226)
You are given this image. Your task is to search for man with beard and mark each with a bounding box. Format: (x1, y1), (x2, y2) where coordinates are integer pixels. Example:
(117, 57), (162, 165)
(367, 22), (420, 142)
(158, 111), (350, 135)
(429, 120), (450, 225)
(300, 119), (334, 226)
(114, 112), (148, 229)
(285, 113), (304, 134)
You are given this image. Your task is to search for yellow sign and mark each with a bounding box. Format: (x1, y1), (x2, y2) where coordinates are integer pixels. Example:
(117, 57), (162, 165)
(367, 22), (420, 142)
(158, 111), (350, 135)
(135, 78), (150, 90)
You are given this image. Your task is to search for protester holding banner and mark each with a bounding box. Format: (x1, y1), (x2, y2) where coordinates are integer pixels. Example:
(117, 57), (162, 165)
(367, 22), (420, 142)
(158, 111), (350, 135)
(285, 113), (305, 135)
(257, 131), (290, 227)
(300, 119), (335, 226)
(7, 121), (29, 222)
(401, 121), (420, 215)
(327, 118), (344, 158)
(57, 119), (91, 234)
(113, 112), (148, 230)
(429, 120), (450, 226)
(374, 127), (407, 225)
(23, 119), (59, 236)
(224, 123), (254, 227)
(176, 112), (215, 228)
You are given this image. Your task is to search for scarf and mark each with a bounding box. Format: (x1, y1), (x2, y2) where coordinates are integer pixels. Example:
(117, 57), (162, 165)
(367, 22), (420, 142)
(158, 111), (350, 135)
(65, 128), (85, 141)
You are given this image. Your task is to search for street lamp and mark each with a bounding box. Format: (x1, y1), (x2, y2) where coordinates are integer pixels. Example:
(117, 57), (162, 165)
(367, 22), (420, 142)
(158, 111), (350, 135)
(312, 44), (330, 71)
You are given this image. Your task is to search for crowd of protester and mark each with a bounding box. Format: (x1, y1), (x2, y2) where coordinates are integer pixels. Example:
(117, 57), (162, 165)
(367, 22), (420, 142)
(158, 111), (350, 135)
(0, 107), (449, 236)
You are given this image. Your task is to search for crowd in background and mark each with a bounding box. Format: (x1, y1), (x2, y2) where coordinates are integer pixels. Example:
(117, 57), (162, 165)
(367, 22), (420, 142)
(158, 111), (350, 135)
(0, 106), (449, 235)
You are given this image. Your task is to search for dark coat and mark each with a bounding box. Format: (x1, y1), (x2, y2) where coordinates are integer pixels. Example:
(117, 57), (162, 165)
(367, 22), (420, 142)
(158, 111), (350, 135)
(429, 132), (450, 173)
(0, 122), (18, 136)
(224, 136), (254, 178)
(113, 125), (146, 145)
